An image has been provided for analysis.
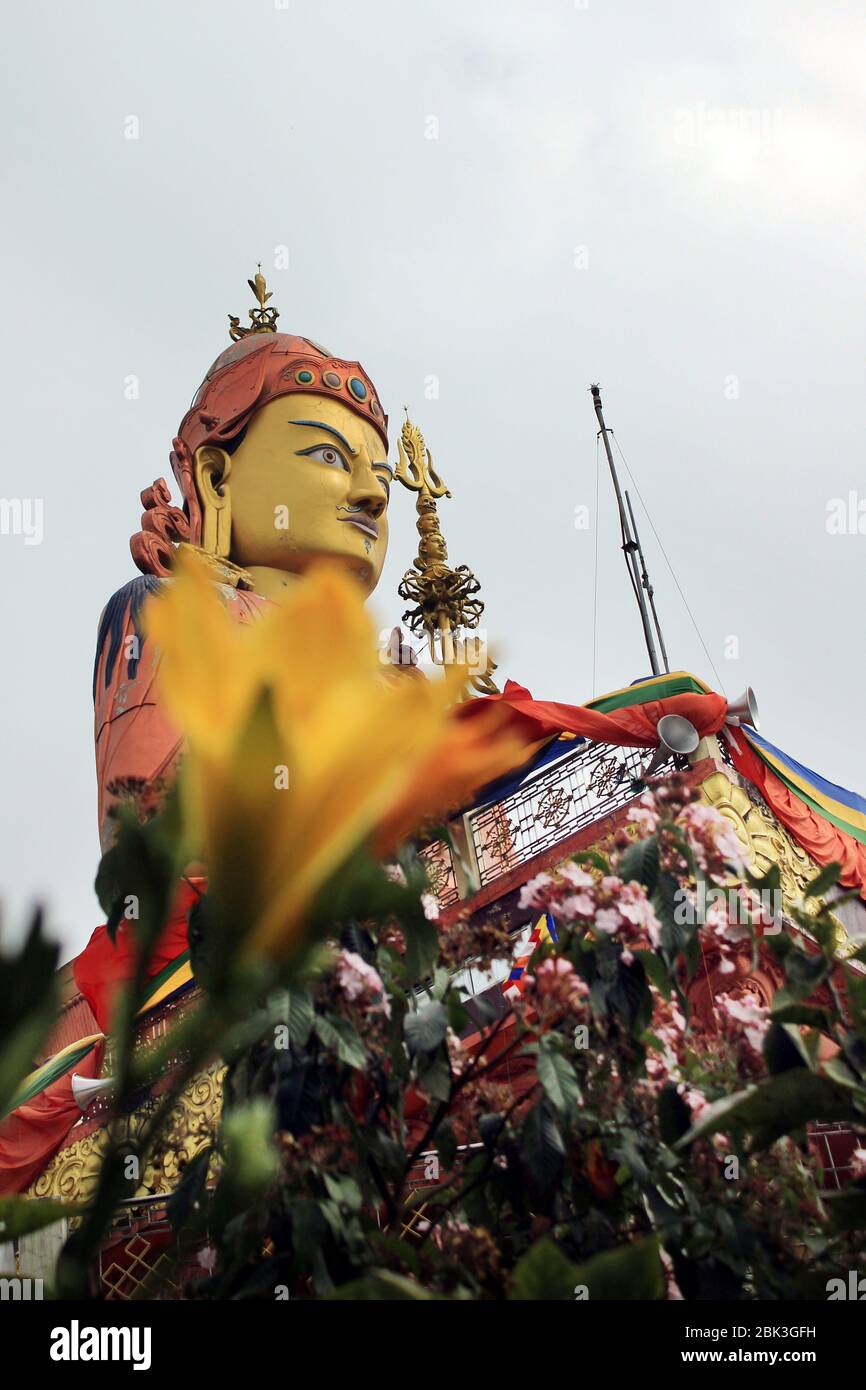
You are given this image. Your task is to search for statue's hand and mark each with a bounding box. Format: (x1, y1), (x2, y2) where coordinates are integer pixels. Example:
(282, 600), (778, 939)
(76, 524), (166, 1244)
(381, 625), (421, 675)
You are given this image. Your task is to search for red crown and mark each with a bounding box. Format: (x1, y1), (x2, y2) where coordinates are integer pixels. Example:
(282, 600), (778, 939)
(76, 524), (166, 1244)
(180, 332), (388, 457)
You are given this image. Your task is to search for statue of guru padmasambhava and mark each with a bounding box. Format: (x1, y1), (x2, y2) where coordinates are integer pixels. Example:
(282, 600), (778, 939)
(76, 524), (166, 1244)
(93, 270), (399, 854)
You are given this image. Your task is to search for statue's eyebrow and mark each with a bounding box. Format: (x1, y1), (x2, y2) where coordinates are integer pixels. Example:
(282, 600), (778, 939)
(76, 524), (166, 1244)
(289, 420), (358, 456)
(373, 461), (393, 478)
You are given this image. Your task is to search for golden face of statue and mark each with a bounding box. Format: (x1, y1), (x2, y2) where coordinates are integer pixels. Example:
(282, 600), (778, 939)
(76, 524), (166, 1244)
(193, 394), (391, 600)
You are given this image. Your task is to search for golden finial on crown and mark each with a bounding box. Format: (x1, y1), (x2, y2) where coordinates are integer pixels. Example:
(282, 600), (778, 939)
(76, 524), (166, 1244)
(228, 264), (280, 341)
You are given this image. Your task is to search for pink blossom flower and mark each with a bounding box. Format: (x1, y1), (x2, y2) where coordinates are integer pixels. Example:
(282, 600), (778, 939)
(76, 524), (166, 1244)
(518, 871), (555, 910)
(617, 882), (662, 946)
(712, 909), (751, 944)
(721, 994), (770, 1052)
(560, 863), (596, 890)
(525, 956), (589, 1001)
(679, 1085), (710, 1123)
(679, 803), (745, 879)
(594, 907), (624, 935)
(421, 892), (440, 921)
(336, 949), (391, 1019)
(850, 1147), (866, 1180)
(560, 892), (596, 918)
(629, 795), (661, 834)
(445, 1026), (466, 1076)
(646, 1045), (679, 1082)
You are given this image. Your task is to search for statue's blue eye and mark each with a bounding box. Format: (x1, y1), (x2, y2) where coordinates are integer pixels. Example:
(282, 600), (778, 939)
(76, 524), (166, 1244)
(297, 444), (350, 472)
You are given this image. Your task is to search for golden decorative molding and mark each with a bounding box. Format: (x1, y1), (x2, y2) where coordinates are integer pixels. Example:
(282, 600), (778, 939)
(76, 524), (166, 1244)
(699, 770), (853, 955)
(27, 1062), (225, 1205)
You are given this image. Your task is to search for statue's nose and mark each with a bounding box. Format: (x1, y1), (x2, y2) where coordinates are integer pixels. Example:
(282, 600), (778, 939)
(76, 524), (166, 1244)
(347, 465), (387, 518)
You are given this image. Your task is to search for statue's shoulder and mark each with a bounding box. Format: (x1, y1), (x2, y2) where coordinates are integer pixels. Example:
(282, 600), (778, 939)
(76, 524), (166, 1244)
(93, 575), (165, 702)
(93, 575), (270, 703)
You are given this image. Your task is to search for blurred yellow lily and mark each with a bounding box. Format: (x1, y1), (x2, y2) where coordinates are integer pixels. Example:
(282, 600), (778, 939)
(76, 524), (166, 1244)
(145, 551), (523, 959)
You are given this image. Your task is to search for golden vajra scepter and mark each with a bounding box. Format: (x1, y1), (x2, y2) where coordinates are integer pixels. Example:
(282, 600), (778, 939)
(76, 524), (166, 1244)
(394, 412), (498, 694)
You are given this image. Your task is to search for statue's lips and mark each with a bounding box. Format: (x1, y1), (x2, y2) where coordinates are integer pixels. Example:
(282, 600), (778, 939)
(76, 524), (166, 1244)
(338, 514), (380, 540)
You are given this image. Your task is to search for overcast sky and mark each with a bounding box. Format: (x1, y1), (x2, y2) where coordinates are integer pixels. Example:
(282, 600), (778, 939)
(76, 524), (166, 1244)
(1, 0), (864, 962)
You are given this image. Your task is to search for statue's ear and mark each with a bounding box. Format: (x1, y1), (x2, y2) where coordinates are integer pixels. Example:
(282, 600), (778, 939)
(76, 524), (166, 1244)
(193, 446), (232, 558)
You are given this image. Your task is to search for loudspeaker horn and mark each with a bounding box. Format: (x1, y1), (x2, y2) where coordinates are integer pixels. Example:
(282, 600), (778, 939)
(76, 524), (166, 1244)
(726, 686), (759, 729)
(639, 714), (700, 780)
(72, 1074), (114, 1112)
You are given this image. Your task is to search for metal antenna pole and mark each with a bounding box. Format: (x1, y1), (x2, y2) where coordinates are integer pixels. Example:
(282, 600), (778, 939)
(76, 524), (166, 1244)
(590, 384), (661, 677)
(625, 490), (669, 673)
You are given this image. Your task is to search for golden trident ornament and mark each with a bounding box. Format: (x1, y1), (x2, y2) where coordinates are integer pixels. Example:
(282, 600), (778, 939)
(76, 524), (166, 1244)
(395, 412), (497, 693)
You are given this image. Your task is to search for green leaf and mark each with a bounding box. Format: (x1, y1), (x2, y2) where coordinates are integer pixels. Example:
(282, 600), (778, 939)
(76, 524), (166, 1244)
(571, 849), (611, 875)
(220, 1099), (279, 1199)
(657, 1083), (693, 1146)
(608, 955), (652, 1033)
(479, 1112), (505, 1152)
(465, 988), (501, 1029)
(329, 1270), (447, 1299)
(401, 909), (440, 987)
(821, 1056), (863, 1090)
(650, 871), (681, 924)
(611, 1129), (651, 1185)
(537, 1041), (582, 1116)
(618, 836), (660, 894)
(509, 1236), (580, 1300)
(521, 1101), (565, 1194)
(416, 1050), (452, 1101)
(676, 1070), (863, 1153)
(436, 1118), (458, 1168)
(785, 950), (830, 998)
(446, 990), (469, 1035)
(166, 1147), (212, 1236)
(0, 1197), (80, 1241)
(824, 1189), (866, 1232)
(803, 862), (841, 899)
(289, 1200), (329, 1273)
(570, 1236), (663, 1301)
(404, 1000), (448, 1056)
(762, 1022), (811, 1075)
(283, 986), (315, 1047)
(94, 808), (176, 950)
(323, 1173), (362, 1210)
(0, 911), (60, 1120)
(745, 861), (781, 895)
(651, 871), (691, 960)
(840, 1032), (866, 1080)
(313, 1014), (367, 1070)
(633, 948), (672, 998)
(770, 1001), (831, 1030)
